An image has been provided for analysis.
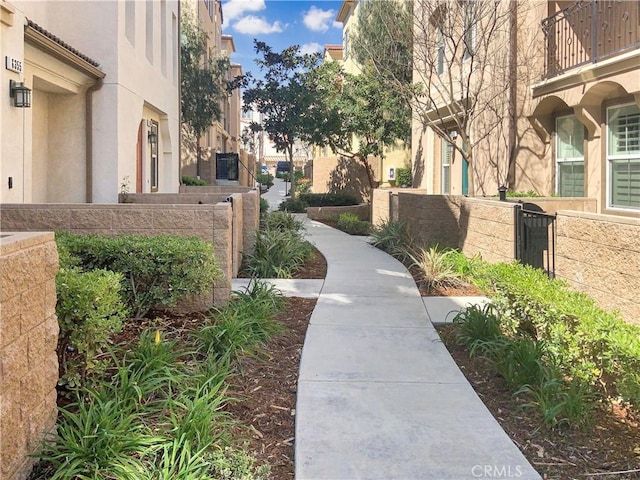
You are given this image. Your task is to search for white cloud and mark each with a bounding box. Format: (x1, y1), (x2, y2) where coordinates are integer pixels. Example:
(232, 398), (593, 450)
(333, 21), (342, 29)
(303, 6), (336, 32)
(300, 42), (323, 55)
(233, 15), (284, 35)
(222, 0), (266, 23)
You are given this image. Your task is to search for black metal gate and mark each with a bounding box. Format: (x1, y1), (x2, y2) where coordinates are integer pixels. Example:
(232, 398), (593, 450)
(515, 204), (556, 278)
(216, 153), (239, 181)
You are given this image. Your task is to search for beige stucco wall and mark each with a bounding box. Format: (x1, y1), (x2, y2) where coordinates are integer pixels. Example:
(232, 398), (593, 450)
(312, 156), (381, 203)
(0, 231), (59, 480)
(2, 1), (180, 204)
(0, 203), (233, 305)
(556, 211), (640, 325)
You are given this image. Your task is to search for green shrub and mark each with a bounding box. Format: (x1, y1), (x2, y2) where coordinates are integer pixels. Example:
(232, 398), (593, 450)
(259, 197), (269, 217)
(242, 228), (313, 278)
(278, 198), (308, 213)
(369, 220), (416, 264)
(56, 267), (128, 388)
(453, 303), (503, 356)
(298, 193), (359, 207)
(56, 232), (222, 318)
(196, 282), (283, 362)
(255, 173), (273, 188)
(484, 337), (549, 390)
(517, 374), (597, 429)
(336, 212), (370, 236)
(475, 261), (640, 406)
(181, 176), (208, 186)
(395, 167), (412, 187)
(296, 177), (312, 195)
(263, 211), (304, 233)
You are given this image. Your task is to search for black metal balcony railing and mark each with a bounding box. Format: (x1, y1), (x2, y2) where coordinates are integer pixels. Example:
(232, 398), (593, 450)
(542, 0), (640, 79)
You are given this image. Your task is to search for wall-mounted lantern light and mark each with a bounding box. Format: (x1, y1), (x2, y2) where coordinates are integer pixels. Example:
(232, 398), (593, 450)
(148, 128), (158, 145)
(9, 80), (31, 108)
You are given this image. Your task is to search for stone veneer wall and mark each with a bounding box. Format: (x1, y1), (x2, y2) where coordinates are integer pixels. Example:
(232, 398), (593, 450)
(371, 189), (640, 324)
(0, 232), (59, 480)
(372, 190), (517, 263)
(0, 203), (233, 305)
(119, 189), (261, 275)
(556, 211), (640, 325)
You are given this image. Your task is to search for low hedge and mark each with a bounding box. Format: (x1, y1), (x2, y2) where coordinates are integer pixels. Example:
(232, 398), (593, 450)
(56, 232), (222, 318)
(298, 193), (359, 207)
(181, 175), (208, 186)
(474, 261), (640, 406)
(336, 212), (370, 236)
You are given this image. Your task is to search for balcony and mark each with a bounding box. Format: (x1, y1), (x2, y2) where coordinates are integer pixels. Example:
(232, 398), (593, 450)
(542, 0), (640, 79)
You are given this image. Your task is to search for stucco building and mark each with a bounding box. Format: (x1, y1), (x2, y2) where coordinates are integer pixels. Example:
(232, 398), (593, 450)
(1, 0), (181, 204)
(412, 0), (639, 216)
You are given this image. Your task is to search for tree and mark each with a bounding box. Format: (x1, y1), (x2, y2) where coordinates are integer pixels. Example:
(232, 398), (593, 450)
(242, 41), (322, 196)
(354, 0), (527, 194)
(351, 0), (414, 87)
(180, 5), (230, 177)
(307, 62), (411, 190)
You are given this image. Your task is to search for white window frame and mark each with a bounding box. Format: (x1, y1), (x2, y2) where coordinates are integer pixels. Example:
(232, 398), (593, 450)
(441, 138), (453, 194)
(436, 29), (445, 75)
(463, 0), (477, 60)
(555, 114), (585, 197)
(606, 103), (640, 211)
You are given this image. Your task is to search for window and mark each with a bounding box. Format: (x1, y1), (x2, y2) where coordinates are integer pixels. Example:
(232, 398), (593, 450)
(149, 122), (159, 192)
(555, 115), (585, 197)
(463, 1), (477, 60)
(343, 29), (349, 60)
(204, 0), (213, 19)
(607, 104), (640, 210)
(442, 139), (453, 194)
(436, 30), (445, 75)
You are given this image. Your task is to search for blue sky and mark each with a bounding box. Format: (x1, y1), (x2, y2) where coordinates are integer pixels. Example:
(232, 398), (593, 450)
(221, 0), (344, 77)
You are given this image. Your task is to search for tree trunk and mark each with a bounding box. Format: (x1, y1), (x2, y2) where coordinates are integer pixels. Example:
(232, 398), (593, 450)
(288, 145), (296, 198)
(359, 154), (376, 191)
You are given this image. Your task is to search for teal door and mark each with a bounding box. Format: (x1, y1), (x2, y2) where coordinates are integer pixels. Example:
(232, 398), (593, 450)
(462, 158), (469, 195)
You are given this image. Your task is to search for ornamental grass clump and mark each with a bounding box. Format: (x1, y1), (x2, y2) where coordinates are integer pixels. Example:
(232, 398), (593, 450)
(36, 281), (283, 479)
(244, 211), (313, 278)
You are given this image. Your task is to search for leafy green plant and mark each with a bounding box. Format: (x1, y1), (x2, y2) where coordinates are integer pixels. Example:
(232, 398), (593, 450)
(259, 197), (269, 218)
(210, 446), (271, 480)
(243, 227), (313, 278)
(181, 176), (208, 186)
(39, 392), (160, 480)
(56, 267), (128, 388)
(56, 232), (222, 318)
(263, 211), (304, 233)
(395, 167), (412, 187)
(336, 212), (371, 235)
(296, 177), (312, 195)
(369, 219), (416, 263)
(484, 337), (549, 390)
(408, 246), (462, 292)
(143, 435), (212, 480)
(476, 261), (640, 406)
(453, 303), (503, 356)
(517, 374), (597, 430)
(298, 193), (359, 207)
(255, 173), (273, 188)
(278, 198), (308, 213)
(195, 281), (283, 361)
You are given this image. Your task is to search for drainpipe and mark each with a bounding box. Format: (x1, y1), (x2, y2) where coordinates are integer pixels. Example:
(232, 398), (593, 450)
(507, 0), (517, 188)
(85, 78), (104, 203)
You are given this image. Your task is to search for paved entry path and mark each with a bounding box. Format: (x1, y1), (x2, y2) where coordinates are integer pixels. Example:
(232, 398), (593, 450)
(294, 219), (541, 480)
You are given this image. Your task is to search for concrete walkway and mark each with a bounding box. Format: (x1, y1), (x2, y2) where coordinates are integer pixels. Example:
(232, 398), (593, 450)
(291, 219), (542, 480)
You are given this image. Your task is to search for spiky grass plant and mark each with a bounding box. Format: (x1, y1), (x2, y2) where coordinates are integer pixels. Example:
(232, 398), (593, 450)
(407, 246), (463, 292)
